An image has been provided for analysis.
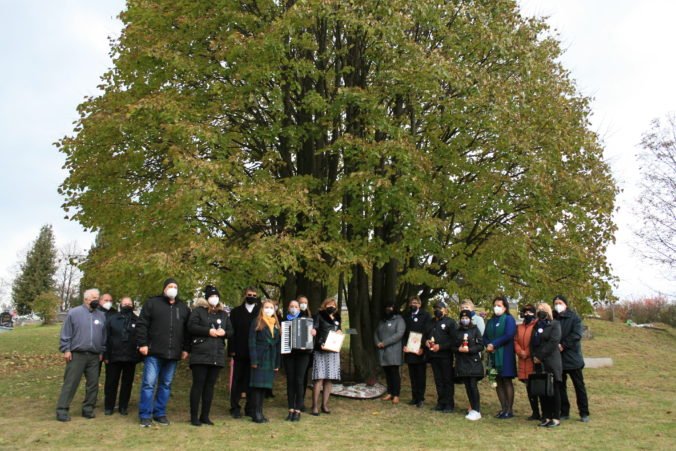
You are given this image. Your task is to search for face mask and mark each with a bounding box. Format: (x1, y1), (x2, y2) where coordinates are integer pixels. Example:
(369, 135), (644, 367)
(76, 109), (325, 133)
(289, 307), (299, 316)
(208, 296), (219, 306)
(524, 315), (534, 324)
(121, 305), (134, 313)
(245, 296), (257, 304)
(460, 318), (470, 326)
(537, 311), (548, 320)
(434, 309), (443, 319)
(555, 304), (566, 314)
(385, 308), (394, 316)
(102, 301), (112, 311)
(89, 300), (100, 310)
(299, 303), (307, 311)
(493, 306), (504, 316)
(325, 306), (336, 315)
(263, 307), (275, 317)
(410, 307), (419, 315)
(165, 288), (178, 299)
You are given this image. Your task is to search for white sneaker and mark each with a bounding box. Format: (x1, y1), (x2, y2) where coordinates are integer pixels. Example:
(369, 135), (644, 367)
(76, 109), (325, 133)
(465, 410), (482, 421)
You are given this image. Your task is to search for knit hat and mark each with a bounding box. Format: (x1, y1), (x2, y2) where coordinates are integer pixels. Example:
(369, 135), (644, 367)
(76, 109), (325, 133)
(434, 299), (448, 309)
(163, 278), (178, 289)
(552, 294), (568, 305)
(204, 285), (220, 299)
(459, 309), (472, 319)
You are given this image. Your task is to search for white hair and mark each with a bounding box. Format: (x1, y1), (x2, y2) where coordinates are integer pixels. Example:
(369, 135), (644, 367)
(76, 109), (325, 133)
(83, 288), (100, 301)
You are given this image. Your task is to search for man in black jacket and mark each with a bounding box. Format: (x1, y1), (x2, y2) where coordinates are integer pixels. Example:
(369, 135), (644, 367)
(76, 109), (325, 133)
(553, 295), (590, 423)
(104, 296), (139, 416)
(136, 278), (191, 427)
(228, 286), (261, 418)
(402, 296), (432, 408)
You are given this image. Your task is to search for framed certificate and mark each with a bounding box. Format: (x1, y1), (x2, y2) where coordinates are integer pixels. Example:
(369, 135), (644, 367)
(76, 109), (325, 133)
(406, 332), (423, 354)
(323, 330), (345, 352)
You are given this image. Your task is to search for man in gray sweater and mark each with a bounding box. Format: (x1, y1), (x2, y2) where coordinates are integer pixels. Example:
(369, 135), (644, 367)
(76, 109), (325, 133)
(56, 288), (107, 421)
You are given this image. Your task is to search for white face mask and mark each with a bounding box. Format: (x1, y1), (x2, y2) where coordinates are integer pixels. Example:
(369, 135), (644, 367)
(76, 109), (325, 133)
(102, 301), (112, 311)
(299, 303), (307, 311)
(493, 306), (504, 316)
(208, 296), (219, 306)
(165, 287), (178, 299)
(555, 304), (566, 314)
(289, 307), (299, 316)
(263, 307), (275, 317)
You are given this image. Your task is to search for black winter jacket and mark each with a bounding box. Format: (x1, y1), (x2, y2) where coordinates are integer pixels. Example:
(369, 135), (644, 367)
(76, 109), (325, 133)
(554, 309), (585, 370)
(453, 324), (484, 379)
(426, 316), (457, 361)
(187, 300), (234, 367)
(228, 302), (260, 361)
(314, 311), (342, 351)
(530, 319), (563, 382)
(105, 309), (140, 363)
(403, 308), (432, 364)
(136, 295), (191, 360)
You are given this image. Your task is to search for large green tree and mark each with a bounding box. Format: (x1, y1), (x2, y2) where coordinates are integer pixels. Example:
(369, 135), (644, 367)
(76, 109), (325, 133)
(12, 225), (58, 315)
(58, 0), (616, 379)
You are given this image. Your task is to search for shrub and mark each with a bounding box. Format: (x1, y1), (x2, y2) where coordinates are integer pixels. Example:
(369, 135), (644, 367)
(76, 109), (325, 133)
(595, 297), (675, 327)
(32, 291), (61, 325)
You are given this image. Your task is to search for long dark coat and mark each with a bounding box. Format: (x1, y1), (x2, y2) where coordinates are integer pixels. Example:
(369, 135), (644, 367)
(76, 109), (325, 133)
(530, 320), (563, 382)
(403, 308), (432, 364)
(555, 309), (585, 370)
(187, 299), (233, 367)
(248, 320), (281, 389)
(453, 324), (484, 379)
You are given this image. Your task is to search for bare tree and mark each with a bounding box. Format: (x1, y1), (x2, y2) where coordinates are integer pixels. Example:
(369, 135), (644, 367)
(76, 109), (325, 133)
(635, 113), (676, 274)
(55, 242), (84, 311)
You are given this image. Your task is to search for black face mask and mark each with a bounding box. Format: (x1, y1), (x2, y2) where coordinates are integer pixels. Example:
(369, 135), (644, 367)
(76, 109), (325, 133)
(121, 306), (134, 313)
(89, 300), (100, 310)
(537, 311), (548, 320)
(325, 306), (337, 315)
(524, 315), (535, 324)
(245, 296), (258, 304)
(434, 309), (443, 319)
(384, 308), (394, 318)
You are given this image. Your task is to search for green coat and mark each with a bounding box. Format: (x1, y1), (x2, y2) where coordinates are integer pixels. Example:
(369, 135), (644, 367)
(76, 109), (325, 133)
(248, 320), (281, 389)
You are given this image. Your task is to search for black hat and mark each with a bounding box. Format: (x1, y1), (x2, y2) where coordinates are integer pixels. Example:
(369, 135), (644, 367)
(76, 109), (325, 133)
(205, 285), (220, 299)
(553, 294), (568, 306)
(163, 278), (178, 289)
(434, 299), (448, 309)
(459, 309), (472, 319)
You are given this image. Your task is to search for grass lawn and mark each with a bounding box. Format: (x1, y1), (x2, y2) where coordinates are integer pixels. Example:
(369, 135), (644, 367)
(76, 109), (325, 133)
(0, 319), (674, 450)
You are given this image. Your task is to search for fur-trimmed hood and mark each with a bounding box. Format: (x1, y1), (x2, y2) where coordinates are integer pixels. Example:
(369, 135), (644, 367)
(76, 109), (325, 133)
(193, 297), (224, 311)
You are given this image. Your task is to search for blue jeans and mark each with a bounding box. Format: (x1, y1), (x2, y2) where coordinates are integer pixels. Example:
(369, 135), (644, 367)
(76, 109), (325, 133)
(138, 356), (178, 419)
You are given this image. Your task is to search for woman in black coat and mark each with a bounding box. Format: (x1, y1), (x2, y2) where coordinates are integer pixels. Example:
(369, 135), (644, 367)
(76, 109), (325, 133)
(282, 299), (312, 421)
(531, 303), (563, 428)
(402, 295), (431, 408)
(454, 309), (484, 421)
(187, 286), (233, 426)
(425, 300), (457, 413)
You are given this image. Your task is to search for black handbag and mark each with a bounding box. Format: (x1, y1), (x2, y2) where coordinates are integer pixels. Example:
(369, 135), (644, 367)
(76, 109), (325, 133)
(528, 364), (554, 397)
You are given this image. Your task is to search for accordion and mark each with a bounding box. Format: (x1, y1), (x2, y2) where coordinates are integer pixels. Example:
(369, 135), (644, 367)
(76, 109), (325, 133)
(281, 317), (314, 354)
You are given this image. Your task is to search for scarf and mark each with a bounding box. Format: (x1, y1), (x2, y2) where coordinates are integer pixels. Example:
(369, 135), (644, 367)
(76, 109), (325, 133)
(261, 315), (276, 335)
(286, 312), (300, 321)
(487, 316), (507, 373)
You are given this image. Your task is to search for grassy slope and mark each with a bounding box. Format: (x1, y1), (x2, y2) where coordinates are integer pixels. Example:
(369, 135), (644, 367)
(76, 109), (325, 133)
(0, 319), (674, 450)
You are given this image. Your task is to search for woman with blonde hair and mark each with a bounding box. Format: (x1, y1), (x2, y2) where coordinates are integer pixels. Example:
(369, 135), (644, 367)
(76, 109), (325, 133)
(531, 302), (563, 428)
(248, 300), (281, 423)
(311, 298), (343, 415)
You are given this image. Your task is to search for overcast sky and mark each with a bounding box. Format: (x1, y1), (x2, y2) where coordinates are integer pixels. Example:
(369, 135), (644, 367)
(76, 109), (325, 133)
(0, 0), (674, 307)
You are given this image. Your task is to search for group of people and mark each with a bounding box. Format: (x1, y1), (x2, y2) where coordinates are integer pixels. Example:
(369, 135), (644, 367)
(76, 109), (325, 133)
(56, 280), (589, 429)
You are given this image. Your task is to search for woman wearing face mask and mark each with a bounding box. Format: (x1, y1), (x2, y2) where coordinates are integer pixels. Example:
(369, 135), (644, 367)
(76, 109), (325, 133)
(187, 286), (233, 426)
(374, 302), (406, 404)
(248, 300), (281, 423)
(282, 300), (312, 421)
(483, 296), (517, 419)
(426, 300), (457, 413)
(297, 295), (313, 412)
(454, 309), (484, 420)
(531, 303), (563, 428)
(514, 304), (540, 420)
(311, 298), (342, 416)
(402, 295), (432, 408)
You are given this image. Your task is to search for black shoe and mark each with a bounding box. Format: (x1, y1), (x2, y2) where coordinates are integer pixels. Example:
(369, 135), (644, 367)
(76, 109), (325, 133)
(527, 414), (541, 421)
(199, 418), (214, 426)
(442, 407), (455, 413)
(56, 413), (71, 422)
(104, 409), (114, 416)
(299, 405), (306, 413)
(119, 408), (128, 416)
(190, 419), (202, 427)
(140, 418), (153, 428)
(153, 416), (170, 426)
(82, 411), (95, 419)
(580, 416), (590, 423)
(292, 412), (300, 422)
(495, 410), (505, 418)
(321, 407), (331, 414)
(408, 399), (417, 405)
(560, 414), (570, 420)
(546, 420), (561, 428)
(285, 412), (294, 421)
(498, 412), (514, 419)
(538, 419), (551, 427)
(432, 404), (444, 411)
(310, 410), (320, 416)
(253, 415), (269, 424)
(230, 409), (242, 419)
(415, 401), (424, 408)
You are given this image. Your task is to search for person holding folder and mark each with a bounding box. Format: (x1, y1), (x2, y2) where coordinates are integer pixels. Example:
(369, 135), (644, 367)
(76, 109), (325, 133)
(311, 298), (342, 416)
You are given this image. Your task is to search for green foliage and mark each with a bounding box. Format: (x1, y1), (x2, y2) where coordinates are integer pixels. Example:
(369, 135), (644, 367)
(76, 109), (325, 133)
(32, 291), (61, 325)
(11, 225), (58, 315)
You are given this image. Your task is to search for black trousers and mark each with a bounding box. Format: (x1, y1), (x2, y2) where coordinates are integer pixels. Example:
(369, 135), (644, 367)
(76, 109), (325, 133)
(190, 364), (221, 421)
(56, 351), (100, 416)
(283, 353), (311, 410)
(540, 380), (563, 420)
(407, 362), (427, 402)
(430, 358), (454, 408)
(524, 379), (541, 417)
(230, 358), (253, 413)
(561, 368), (590, 417)
(383, 365), (401, 397)
(104, 361), (137, 411)
(463, 377), (480, 412)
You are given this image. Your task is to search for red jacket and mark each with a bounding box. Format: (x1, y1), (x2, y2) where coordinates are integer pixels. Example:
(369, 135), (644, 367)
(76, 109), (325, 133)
(514, 320), (537, 381)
